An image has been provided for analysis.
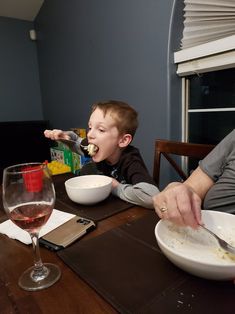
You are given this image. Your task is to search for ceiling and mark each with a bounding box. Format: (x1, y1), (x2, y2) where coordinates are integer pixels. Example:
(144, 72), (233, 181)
(0, 0), (44, 21)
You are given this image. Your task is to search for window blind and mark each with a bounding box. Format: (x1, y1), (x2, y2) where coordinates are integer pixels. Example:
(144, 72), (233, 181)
(181, 0), (235, 49)
(174, 0), (235, 76)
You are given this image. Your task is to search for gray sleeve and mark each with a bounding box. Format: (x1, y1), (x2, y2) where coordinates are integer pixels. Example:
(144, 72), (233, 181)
(112, 182), (159, 209)
(199, 129), (235, 182)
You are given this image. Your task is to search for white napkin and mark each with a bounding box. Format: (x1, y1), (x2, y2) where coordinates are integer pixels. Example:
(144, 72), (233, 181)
(0, 209), (75, 245)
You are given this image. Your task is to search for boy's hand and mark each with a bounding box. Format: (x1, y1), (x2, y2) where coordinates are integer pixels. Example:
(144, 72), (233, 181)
(44, 129), (70, 141)
(111, 178), (119, 189)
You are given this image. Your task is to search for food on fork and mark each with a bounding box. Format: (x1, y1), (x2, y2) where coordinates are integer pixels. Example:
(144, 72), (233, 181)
(83, 143), (98, 156)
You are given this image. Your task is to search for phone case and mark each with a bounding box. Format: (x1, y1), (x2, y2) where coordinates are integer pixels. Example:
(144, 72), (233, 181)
(39, 216), (96, 250)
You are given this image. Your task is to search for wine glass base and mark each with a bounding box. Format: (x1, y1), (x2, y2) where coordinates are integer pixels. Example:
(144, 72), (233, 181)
(18, 263), (61, 291)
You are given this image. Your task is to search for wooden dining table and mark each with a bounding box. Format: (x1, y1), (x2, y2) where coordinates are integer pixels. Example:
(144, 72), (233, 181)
(0, 173), (150, 314)
(1, 173), (235, 314)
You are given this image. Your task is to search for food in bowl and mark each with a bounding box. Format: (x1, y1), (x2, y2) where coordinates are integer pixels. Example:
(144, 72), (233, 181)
(155, 210), (235, 281)
(65, 175), (112, 205)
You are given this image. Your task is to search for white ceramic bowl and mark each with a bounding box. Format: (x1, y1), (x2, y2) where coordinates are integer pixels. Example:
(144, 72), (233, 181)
(65, 175), (112, 205)
(155, 210), (235, 281)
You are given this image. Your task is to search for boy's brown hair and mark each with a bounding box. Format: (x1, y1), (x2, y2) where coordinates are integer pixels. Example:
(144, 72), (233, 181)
(91, 100), (138, 137)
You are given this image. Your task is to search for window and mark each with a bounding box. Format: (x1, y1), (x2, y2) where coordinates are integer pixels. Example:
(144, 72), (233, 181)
(184, 68), (235, 144)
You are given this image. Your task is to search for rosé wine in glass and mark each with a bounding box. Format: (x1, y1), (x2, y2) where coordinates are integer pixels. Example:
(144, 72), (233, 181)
(9, 203), (52, 233)
(2, 162), (61, 291)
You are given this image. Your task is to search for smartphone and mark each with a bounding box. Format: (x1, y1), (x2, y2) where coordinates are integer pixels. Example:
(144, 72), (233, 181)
(39, 216), (96, 251)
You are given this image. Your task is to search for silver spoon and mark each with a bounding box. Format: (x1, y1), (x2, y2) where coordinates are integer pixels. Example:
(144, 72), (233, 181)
(200, 225), (235, 255)
(59, 138), (77, 144)
(59, 138), (88, 150)
(59, 138), (98, 155)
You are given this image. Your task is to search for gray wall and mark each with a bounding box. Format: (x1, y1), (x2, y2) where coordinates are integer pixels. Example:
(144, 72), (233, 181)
(36, 0), (181, 185)
(0, 17), (43, 121)
(0, 1), (184, 188)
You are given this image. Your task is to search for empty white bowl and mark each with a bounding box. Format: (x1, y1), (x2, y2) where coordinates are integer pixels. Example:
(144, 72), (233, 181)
(65, 175), (112, 205)
(155, 210), (235, 281)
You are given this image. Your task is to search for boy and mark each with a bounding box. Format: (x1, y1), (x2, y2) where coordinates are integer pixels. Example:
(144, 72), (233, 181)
(45, 100), (159, 208)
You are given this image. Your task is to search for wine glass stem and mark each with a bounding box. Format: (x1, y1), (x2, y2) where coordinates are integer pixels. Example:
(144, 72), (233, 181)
(30, 233), (49, 282)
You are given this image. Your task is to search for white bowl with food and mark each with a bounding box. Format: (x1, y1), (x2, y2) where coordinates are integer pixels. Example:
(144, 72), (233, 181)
(65, 175), (112, 205)
(155, 210), (235, 281)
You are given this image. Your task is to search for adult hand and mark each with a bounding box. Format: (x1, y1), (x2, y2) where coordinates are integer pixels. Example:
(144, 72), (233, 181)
(44, 129), (70, 141)
(153, 182), (202, 228)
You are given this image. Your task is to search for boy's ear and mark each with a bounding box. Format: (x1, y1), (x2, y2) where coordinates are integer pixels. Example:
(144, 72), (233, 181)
(119, 134), (132, 148)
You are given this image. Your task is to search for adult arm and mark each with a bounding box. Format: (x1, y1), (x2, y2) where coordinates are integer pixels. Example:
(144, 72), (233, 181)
(153, 130), (235, 227)
(153, 167), (214, 228)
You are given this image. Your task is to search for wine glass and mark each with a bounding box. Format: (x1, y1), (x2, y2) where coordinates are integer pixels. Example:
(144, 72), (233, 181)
(2, 162), (61, 291)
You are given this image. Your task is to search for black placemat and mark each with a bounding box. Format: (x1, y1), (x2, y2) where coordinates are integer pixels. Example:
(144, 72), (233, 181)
(53, 173), (134, 222)
(57, 213), (184, 313)
(57, 212), (235, 314)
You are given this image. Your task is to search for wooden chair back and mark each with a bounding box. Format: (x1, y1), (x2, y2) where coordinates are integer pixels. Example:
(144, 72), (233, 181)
(153, 139), (215, 186)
